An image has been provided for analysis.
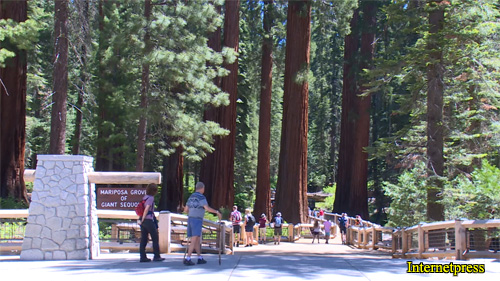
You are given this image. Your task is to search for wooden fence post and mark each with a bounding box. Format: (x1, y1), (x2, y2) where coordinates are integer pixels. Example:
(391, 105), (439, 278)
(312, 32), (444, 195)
(158, 211), (171, 253)
(230, 226), (234, 252)
(357, 228), (362, 248)
(402, 228), (408, 257)
(371, 227), (377, 249)
(418, 224), (424, 259)
(455, 219), (466, 260)
(361, 228), (368, 248)
(288, 224), (294, 242)
(392, 231), (397, 255)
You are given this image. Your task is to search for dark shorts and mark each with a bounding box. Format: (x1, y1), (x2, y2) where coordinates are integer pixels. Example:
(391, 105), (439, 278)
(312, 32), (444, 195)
(312, 231), (320, 235)
(187, 217), (203, 237)
(233, 224), (241, 234)
(274, 227), (282, 236)
(245, 225), (254, 233)
(340, 226), (347, 234)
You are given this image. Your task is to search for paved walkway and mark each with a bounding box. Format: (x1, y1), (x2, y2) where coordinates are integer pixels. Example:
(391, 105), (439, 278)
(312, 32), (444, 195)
(2, 236), (500, 280)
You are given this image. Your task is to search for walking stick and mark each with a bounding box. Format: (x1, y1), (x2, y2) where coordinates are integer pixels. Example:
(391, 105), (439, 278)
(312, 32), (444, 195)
(183, 236), (189, 262)
(219, 220), (223, 265)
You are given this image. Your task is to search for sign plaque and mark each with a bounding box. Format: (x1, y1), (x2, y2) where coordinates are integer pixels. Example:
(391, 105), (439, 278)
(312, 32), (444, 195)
(96, 187), (147, 210)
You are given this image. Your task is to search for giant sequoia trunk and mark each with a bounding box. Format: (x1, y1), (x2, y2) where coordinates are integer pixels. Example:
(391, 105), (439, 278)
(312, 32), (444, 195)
(136, 0), (152, 172)
(254, 0), (274, 220)
(198, 4), (221, 205)
(49, 0), (69, 154)
(0, 0), (28, 203)
(159, 147), (184, 212)
(349, 1), (376, 219)
(426, 0), (445, 221)
(275, 1), (311, 224)
(199, 0), (239, 210)
(334, 10), (359, 215)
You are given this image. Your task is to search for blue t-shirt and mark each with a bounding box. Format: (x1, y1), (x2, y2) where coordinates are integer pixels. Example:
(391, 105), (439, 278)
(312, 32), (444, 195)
(142, 195), (155, 220)
(186, 192), (208, 219)
(274, 216), (283, 228)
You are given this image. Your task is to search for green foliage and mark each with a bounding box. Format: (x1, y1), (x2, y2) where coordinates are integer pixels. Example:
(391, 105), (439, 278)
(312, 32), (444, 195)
(383, 161), (427, 227)
(443, 160), (500, 220)
(0, 197), (29, 209)
(0, 8), (45, 66)
(367, 0), (500, 224)
(315, 184), (336, 211)
(146, 0), (232, 162)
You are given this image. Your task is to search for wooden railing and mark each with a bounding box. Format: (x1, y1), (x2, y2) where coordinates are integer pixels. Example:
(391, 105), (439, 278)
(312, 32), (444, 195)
(24, 168), (162, 184)
(0, 209), (232, 255)
(10, 170), (500, 259)
(323, 212), (500, 260)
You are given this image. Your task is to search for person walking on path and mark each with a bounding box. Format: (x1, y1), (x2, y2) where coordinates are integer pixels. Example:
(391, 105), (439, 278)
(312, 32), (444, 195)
(184, 182), (222, 265)
(138, 184), (165, 262)
(230, 205), (242, 247)
(244, 209), (256, 247)
(338, 213), (349, 245)
(323, 220), (332, 244)
(311, 220), (321, 244)
(258, 214), (267, 244)
(272, 212), (284, 245)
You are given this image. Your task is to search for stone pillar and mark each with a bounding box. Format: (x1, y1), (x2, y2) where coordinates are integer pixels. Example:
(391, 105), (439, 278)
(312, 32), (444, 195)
(158, 211), (171, 253)
(21, 155), (99, 260)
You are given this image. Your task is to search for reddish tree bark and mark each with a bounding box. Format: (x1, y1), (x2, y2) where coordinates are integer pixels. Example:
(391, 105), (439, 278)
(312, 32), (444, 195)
(426, 0), (445, 221)
(159, 147), (184, 212)
(349, 1), (377, 219)
(199, 3), (222, 205)
(275, 0), (311, 224)
(200, 0), (239, 211)
(254, 0), (274, 220)
(136, 0), (152, 172)
(333, 10), (359, 215)
(49, 0), (69, 154)
(0, 0), (28, 203)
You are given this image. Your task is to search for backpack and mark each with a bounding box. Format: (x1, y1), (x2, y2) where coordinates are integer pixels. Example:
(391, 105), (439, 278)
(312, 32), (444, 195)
(339, 217), (347, 227)
(233, 211), (242, 223)
(135, 199), (146, 217)
(247, 215), (255, 226)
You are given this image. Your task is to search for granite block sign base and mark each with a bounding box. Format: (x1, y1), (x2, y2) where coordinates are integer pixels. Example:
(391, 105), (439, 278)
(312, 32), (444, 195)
(20, 155), (99, 260)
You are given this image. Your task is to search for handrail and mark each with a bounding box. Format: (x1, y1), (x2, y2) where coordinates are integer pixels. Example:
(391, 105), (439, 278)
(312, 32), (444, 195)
(3, 208), (499, 260)
(324, 212), (500, 260)
(23, 169), (162, 184)
(0, 209), (232, 255)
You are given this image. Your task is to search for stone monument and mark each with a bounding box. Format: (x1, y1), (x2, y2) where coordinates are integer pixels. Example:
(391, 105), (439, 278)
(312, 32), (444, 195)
(20, 155), (99, 260)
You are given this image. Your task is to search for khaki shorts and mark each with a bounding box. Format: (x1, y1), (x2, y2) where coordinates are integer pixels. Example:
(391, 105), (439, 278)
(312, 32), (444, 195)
(274, 227), (282, 236)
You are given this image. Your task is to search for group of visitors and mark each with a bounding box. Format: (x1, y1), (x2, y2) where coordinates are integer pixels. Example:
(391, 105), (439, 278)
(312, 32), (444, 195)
(137, 182), (221, 266)
(230, 207), (285, 246)
(309, 208), (325, 219)
(311, 219), (333, 244)
(137, 183), (361, 266)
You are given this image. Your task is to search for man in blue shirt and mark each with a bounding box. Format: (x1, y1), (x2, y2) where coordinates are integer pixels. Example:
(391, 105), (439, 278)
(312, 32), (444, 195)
(184, 182), (221, 265)
(338, 213), (349, 245)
